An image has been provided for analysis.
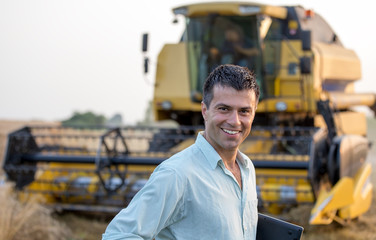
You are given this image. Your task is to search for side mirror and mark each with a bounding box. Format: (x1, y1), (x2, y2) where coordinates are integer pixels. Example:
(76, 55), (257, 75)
(142, 33), (149, 74)
(144, 57), (149, 74)
(301, 30), (311, 51)
(142, 33), (148, 52)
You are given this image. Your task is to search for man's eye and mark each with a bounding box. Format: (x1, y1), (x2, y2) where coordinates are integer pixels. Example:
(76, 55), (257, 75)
(240, 109), (250, 114)
(218, 107), (228, 111)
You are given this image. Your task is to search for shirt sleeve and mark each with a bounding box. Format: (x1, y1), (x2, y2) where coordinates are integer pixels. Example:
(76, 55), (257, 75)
(102, 165), (185, 240)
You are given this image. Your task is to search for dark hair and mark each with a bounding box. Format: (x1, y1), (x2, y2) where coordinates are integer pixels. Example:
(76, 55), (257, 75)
(203, 64), (260, 108)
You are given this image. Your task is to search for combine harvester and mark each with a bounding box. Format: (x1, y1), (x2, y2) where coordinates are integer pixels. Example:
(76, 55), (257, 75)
(3, 2), (376, 225)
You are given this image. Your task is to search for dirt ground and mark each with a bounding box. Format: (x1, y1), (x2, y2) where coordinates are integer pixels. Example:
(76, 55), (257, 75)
(1, 119), (376, 240)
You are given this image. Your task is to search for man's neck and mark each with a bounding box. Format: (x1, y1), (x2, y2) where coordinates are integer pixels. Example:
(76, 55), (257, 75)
(202, 132), (242, 188)
(220, 150), (242, 189)
(202, 132), (238, 165)
(219, 151), (238, 168)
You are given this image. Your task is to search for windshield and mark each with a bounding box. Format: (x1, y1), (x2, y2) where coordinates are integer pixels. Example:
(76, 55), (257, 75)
(185, 15), (263, 101)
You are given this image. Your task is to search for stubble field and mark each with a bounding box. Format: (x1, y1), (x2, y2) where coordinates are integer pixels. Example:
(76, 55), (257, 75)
(0, 119), (375, 240)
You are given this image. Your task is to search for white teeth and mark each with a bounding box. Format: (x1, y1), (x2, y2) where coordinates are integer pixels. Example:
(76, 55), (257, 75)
(222, 129), (239, 135)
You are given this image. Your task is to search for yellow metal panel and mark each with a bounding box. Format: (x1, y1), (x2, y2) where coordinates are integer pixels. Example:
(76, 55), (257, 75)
(311, 46), (324, 98)
(176, 2), (288, 19)
(25, 163), (99, 204)
(329, 92), (376, 109)
(154, 43), (189, 101)
(280, 81), (302, 96)
(256, 168), (314, 214)
(240, 131), (273, 154)
(154, 43), (201, 113)
(187, 2), (246, 16)
(321, 178), (354, 211)
(127, 165), (156, 173)
(335, 111), (367, 136)
(314, 42), (361, 81)
(261, 5), (288, 19)
(256, 169), (309, 180)
(170, 139), (196, 152)
(310, 177), (354, 225)
(274, 40), (316, 106)
(314, 111), (367, 136)
(339, 163), (373, 219)
(251, 154), (309, 161)
(257, 98), (310, 112)
(260, 184), (280, 202)
(278, 41), (302, 82)
(296, 184), (315, 202)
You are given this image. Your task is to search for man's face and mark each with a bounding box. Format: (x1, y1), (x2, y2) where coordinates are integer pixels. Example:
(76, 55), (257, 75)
(201, 85), (257, 155)
(225, 29), (240, 42)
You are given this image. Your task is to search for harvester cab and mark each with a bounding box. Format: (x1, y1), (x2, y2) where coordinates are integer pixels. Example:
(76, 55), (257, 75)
(3, 2), (376, 225)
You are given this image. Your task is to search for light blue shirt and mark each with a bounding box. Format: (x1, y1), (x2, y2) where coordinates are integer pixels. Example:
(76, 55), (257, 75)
(102, 132), (258, 240)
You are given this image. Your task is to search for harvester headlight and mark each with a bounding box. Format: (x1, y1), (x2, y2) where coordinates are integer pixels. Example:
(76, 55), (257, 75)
(161, 101), (172, 110)
(276, 101), (287, 111)
(280, 185), (296, 202)
(239, 5), (260, 15)
(105, 177), (129, 192)
(72, 176), (92, 188)
(173, 7), (188, 16)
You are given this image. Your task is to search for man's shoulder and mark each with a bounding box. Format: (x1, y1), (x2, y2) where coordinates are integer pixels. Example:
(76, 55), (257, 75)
(158, 143), (202, 172)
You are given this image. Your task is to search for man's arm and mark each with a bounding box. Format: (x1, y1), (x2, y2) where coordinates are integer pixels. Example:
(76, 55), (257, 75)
(102, 166), (185, 240)
(234, 44), (259, 56)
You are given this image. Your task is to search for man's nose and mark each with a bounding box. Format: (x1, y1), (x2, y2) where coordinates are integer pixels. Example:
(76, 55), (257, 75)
(228, 111), (241, 125)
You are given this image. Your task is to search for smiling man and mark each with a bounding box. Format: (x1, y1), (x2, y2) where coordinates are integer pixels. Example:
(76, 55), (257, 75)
(202, 64), (259, 190)
(102, 64), (260, 240)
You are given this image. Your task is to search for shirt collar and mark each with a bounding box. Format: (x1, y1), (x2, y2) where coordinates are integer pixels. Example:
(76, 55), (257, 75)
(236, 151), (250, 169)
(195, 132), (250, 170)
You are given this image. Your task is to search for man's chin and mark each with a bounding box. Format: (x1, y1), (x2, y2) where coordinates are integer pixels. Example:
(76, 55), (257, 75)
(221, 141), (242, 151)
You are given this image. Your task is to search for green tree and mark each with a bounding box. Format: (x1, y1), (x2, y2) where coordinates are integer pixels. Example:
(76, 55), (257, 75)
(106, 113), (124, 127)
(62, 111), (106, 127)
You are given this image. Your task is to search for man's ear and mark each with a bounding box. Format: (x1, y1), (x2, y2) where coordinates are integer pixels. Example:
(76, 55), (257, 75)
(201, 101), (207, 121)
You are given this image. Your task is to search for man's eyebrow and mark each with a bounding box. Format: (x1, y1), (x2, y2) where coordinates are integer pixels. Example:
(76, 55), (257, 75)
(214, 103), (252, 109)
(214, 103), (231, 108)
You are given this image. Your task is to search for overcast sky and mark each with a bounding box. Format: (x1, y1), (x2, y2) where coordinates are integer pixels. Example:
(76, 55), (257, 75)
(1, 0), (375, 124)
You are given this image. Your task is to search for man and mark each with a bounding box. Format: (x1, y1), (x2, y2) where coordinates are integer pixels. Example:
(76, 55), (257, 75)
(102, 64), (260, 240)
(220, 27), (259, 67)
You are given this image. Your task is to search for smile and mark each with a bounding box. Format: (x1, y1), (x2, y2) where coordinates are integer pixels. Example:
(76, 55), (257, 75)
(222, 128), (240, 135)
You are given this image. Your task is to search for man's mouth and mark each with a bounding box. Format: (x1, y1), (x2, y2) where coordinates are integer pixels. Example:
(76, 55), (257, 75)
(222, 128), (240, 135)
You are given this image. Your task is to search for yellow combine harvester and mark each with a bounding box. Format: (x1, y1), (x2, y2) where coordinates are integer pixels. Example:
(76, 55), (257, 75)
(3, 2), (376, 225)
